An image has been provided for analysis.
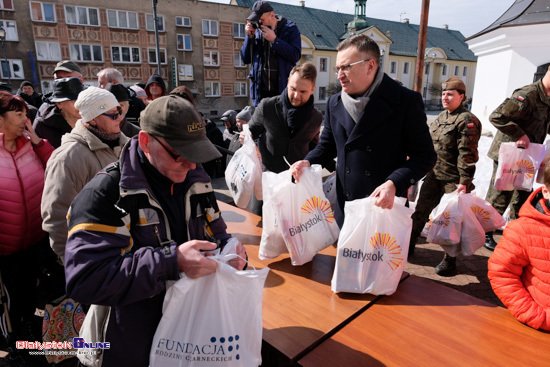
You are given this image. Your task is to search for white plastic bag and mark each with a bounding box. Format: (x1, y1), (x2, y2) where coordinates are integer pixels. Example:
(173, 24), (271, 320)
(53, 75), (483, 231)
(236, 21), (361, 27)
(427, 191), (462, 247)
(225, 125), (263, 208)
(463, 193), (505, 233)
(149, 247), (269, 367)
(455, 194), (485, 256)
(258, 171), (289, 260)
(331, 197), (413, 295)
(494, 142), (546, 191)
(536, 140), (550, 184)
(271, 165), (340, 266)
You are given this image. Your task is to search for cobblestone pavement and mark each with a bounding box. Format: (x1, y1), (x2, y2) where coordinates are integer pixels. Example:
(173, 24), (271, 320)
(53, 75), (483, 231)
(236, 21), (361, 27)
(406, 232), (504, 307)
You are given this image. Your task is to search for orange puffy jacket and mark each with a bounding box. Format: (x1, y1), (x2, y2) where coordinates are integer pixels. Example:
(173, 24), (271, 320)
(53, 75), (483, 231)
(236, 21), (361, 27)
(488, 187), (550, 330)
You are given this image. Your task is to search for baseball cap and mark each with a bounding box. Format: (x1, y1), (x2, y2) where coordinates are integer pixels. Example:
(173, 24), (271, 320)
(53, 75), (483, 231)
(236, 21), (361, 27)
(442, 77), (466, 92)
(247, 1), (274, 21)
(49, 77), (84, 103)
(54, 60), (81, 74)
(140, 95), (222, 163)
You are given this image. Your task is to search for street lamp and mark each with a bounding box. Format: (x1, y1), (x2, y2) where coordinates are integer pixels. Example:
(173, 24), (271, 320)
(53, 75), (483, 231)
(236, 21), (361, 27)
(152, 0), (162, 75)
(0, 26), (10, 89)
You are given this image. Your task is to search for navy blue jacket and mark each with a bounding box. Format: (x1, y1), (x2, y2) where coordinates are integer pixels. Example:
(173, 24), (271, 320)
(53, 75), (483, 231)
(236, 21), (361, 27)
(305, 74), (436, 227)
(240, 18), (301, 106)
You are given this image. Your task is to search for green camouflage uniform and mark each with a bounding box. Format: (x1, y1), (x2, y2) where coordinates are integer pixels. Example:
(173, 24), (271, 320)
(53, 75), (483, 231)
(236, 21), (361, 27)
(485, 79), (550, 219)
(411, 105), (481, 240)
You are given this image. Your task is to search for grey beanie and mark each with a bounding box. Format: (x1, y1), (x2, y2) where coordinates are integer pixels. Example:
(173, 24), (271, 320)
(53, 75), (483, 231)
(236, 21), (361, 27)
(236, 106), (254, 121)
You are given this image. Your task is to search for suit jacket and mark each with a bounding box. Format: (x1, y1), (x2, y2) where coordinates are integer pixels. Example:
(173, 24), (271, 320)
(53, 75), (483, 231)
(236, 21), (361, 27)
(248, 95), (322, 173)
(305, 74), (436, 227)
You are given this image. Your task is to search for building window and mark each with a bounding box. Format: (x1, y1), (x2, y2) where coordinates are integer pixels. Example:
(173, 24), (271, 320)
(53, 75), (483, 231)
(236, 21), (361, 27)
(176, 16), (191, 27)
(205, 81), (220, 97)
(203, 51), (219, 66)
(30, 2), (56, 22)
(41, 80), (54, 94)
(1, 59), (23, 79)
(111, 46), (140, 63)
(425, 63), (430, 75)
(234, 52), (245, 67)
(318, 86), (327, 101)
(107, 10), (138, 29)
(65, 6), (99, 26)
(0, 0), (14, 11)
(454, 65), (459, 76)
(235, 82), (247, 97)
(177, 34), (192, 51)
(0, 20), (17, 41)
(403, 62), (410, 75)
(390, 61), (397, 74)
(233, 23), (245, 38)
(35, 41), (61, 61)
(442, 63), (448, 76)
(69, 44), (103, 62)
(178, 64), (193, 81)
(463, 66), (468, 77)
(319, 58), (327, 72)
(148, 48), (167, 64)
(146, 14), (165, 32)
(202, 19), (218, 36)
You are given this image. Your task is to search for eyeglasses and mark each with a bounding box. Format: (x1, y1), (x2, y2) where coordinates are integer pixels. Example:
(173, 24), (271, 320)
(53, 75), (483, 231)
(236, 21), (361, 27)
(152, 136), (181, 161)
(333, 59), (370, 73)
(101, 106), (123, 120)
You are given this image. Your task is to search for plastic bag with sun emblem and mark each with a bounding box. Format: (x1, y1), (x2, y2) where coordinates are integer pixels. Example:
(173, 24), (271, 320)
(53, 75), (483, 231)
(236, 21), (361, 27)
(494, 142), (546, 191)
(331, 196), (413, 295)
(427, 191), (462, 248)
(271, 164), (340, 266)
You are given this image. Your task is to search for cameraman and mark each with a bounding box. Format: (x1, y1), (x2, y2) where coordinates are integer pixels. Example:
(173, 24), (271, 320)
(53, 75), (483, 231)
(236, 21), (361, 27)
(240, 0), (301, 106)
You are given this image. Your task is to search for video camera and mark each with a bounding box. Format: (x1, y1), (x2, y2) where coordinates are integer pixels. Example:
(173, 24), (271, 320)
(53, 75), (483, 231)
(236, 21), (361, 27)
(250, 20), (262, 29)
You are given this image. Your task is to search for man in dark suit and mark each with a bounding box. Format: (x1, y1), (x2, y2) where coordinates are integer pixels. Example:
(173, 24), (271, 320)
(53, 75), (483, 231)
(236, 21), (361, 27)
(291, 34), (436, 227)
(243, 62), (322, 174)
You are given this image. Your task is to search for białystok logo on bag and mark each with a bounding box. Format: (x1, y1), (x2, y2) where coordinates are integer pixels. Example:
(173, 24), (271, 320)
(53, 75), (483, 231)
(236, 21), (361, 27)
(433, 211), (450, 227)
(154, 334), (241, 363)
(288, 196), (334, 236)
(470, 205), (490, 222)
(341, 232), (404, 270)
(515, 159), (535, 180)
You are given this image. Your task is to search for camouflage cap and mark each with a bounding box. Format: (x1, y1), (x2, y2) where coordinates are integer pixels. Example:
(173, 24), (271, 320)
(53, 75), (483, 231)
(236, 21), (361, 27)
(442, 77), (466, 92)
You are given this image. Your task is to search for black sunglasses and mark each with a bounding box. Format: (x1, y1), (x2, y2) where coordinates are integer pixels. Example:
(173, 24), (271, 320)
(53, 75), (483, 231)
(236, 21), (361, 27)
(101, 106), (123, 120)
(152, 136), (181, 161)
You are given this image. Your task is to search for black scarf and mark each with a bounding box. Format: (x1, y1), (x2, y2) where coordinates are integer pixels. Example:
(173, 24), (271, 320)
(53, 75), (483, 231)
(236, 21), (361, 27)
(281, 87), (314, 138)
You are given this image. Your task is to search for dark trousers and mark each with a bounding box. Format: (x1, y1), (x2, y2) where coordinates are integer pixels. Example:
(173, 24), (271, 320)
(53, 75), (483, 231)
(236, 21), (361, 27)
(485, 160), (531, 221)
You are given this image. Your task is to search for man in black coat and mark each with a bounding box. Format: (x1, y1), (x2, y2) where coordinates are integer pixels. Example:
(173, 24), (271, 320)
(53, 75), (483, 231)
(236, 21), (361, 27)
(244, 62), (322, 173)
(291, 34), (436, 227)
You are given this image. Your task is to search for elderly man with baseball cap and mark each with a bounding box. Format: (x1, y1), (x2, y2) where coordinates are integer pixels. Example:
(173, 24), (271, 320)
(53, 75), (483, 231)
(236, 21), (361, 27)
(63, 95), (247, 367)
(409, 77), (481, 275)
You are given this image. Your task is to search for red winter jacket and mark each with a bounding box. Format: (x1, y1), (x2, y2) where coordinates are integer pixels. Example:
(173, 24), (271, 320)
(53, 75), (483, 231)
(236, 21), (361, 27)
(0, 134), (53, 255)
(488, 187), (550, 330)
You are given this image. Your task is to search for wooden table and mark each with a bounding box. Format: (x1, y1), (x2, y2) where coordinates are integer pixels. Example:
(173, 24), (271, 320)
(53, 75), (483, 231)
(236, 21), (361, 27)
(219, 202), (382, 364)
(298, 275), (550, 367)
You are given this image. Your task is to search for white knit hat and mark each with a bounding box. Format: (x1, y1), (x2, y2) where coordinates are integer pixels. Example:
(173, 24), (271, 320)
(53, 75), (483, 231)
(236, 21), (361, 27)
(74, 86), (119, 123)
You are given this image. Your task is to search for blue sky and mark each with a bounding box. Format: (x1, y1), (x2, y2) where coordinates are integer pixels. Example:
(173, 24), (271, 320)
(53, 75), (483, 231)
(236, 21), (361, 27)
(205, 0), (517, 37)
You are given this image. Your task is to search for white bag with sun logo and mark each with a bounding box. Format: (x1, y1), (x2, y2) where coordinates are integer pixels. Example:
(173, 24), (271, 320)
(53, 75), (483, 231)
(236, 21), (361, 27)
(494, 142), (546, 191)
(331, 196), (413, 295)
(270, 165), (340, 266)
(426, 191), (462, 248)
